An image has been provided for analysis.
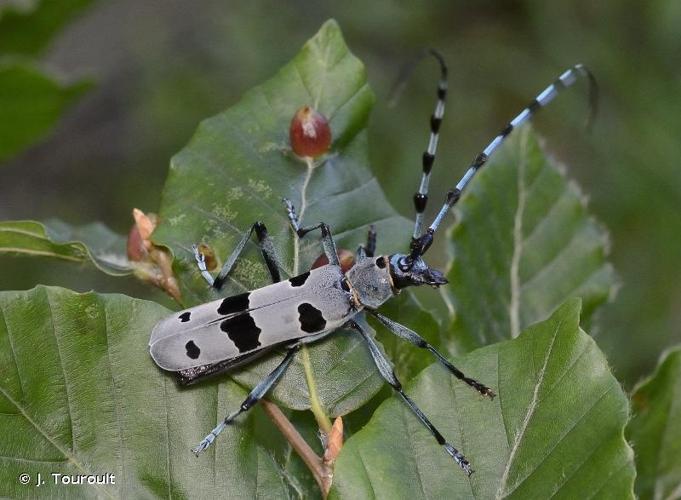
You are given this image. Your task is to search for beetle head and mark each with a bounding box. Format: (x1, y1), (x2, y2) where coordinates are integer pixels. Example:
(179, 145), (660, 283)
(388, 254), (448, 289)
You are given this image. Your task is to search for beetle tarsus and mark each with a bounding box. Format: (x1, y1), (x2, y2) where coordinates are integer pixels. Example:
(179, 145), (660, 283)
(444, 444), (473, 476)
(192, 421), (226, 455)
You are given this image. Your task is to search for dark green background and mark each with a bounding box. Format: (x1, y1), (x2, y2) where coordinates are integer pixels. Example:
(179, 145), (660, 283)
(1, 0), (679, 387)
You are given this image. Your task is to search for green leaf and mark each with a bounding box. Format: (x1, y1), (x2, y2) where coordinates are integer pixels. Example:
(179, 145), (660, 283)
(0, 62), (91, 162)
(445, 127), (616, 350)
(153, 20), (414, 416)
(331, 299), (635, 499)
(0, 220), (131, 275)
(0, 286), (298, 498)
(0, 0), (93, 56)
(628, 345), (681, 500)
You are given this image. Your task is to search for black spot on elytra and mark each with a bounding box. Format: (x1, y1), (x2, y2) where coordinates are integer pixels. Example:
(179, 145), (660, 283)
(218, 292), (250, 315)
(220, 314), (261, 353)
(289, 271), (310, 287)
(179, 312), (191, 322)
(298, 303), (326, 333)
(185, 340), (200, 359)
(375, 257), (386, 269)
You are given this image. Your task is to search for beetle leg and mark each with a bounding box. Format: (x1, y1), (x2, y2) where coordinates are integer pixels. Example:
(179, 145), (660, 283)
(194, 221), (282, 291)
(192, 342), (301, 455)
(357, 224), (377, 261)
(348, 319), (474, 476)
(368, 310), (495, 398)
(282, 198), (340, 266)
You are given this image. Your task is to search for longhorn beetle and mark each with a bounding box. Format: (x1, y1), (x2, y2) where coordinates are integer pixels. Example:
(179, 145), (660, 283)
(149, 50), (597, 475)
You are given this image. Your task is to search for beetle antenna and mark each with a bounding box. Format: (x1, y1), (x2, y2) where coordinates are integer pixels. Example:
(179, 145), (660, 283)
(394, 50), (449, 250)
(412, 64), (598, 259)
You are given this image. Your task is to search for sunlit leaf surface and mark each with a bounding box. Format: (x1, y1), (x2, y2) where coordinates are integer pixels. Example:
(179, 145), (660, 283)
(445, 127), (616, 350)
(331, 299), (635, 499)
(0, 286), (297, 498)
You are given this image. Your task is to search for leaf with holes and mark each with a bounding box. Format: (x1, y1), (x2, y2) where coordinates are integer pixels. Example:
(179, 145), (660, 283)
(151, 19), (429, 416)
(0, 219), (131, 275)
(444, 127), (616, 350)
(0, 286), (309, 498)
(330, 299), (635, 499)
(627, 345), (681, 500)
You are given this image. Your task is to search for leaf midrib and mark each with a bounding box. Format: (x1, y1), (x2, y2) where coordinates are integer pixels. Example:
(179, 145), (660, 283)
(495, 318), (563, 499)
(0, 246), (82, 261)
(0, 290), (117, 499)
(288, 29), (357, 427)
(45, 290), (76, 455)
(102, 298), (127, 490)
(509, 131), (529, 339)
(0, 385), (115, 499)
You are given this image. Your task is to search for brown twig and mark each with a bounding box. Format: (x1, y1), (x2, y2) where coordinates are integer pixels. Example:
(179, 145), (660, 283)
(260, 400), (329, 494)
(321, 416), (344, 494)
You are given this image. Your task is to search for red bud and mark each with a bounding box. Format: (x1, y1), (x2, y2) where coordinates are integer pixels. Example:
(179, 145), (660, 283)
(289, 105), (332, 158)
(311, 248), (354, 273)
(127, 208), (158, 261)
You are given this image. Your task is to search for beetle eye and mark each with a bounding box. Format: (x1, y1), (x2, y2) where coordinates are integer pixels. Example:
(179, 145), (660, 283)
(398, 257), (411, 272)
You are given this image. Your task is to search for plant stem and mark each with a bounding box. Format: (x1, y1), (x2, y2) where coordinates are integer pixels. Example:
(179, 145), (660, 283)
(301, 345), (333, 434)
(260, 400), (329, 494)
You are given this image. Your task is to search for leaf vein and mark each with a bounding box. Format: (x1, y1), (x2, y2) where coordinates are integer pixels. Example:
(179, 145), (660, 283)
(495, 317), (563, 499)
(586, 457), (631, 500)
(510, 384), (614, 496)
(497, 350), (513, 450)
(293, 60), (317, 106)
(44, 289), (76, 454)
(399, 392), (429, 499)
(1, 308), (24, 399)
(0, 381), (115, 498)
(542, 344), (591, 400)
(0, 226), (45, 237)
(0, 455), (69, 465)
(102, 298), (126, 487)
(519, 221), (594, 291)
(163, 375), (172, 500)
(509, 128), (529, 338)
(356, 447), (378, 499)
(447, 371), (475, 495)
(0, 247), (82, 261)
(328, 82), (370, 122)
